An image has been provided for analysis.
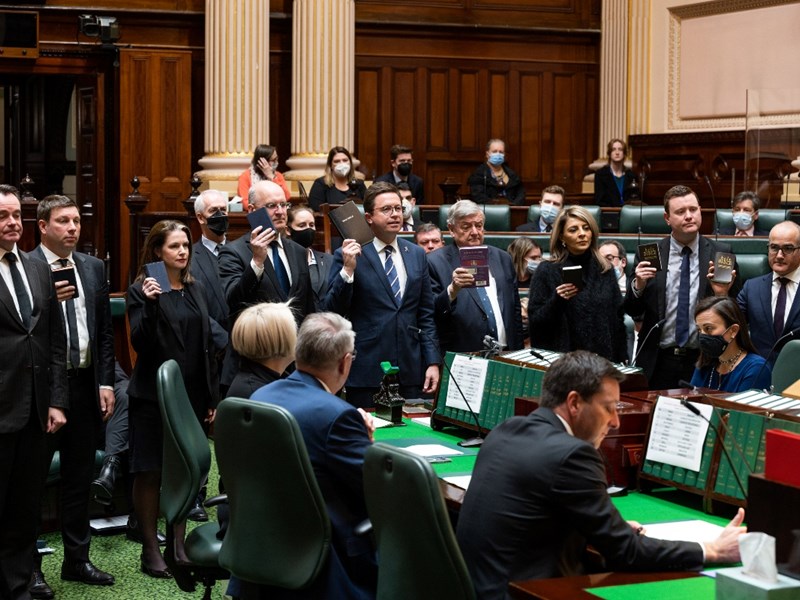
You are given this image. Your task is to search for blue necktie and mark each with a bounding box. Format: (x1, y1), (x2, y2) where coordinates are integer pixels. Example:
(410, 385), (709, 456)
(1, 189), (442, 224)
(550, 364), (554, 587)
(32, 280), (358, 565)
(59, 258), (81, 369)
(384, 246), (401, 305)
(4, 252), (32, 329)
(675, 246), (691, 347)
(271, 241), (290, 296)
(476, 286), (498, 340)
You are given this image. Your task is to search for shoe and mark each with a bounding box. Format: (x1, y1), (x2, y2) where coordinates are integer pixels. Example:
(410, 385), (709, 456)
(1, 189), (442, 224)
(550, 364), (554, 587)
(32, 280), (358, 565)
(60, 561), (115, 585)
(140, 559), (172, 579)
(29, 569), (54, 600)
(125, 518), (166, 546)
(91, 454), (121, 505)
(187, 497), (208, 522)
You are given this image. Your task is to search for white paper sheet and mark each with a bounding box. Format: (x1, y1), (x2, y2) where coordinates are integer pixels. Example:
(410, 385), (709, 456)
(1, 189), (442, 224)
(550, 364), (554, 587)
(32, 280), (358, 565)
(443, 475), (472, 490)
(643, 520), (725, 544)
(645, 396), (712, 471)
(404, 444), (464, 458)
(445, 355), (489, 414)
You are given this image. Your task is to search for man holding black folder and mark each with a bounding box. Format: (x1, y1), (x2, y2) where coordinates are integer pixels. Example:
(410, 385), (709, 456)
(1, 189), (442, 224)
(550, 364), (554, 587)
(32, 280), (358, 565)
(322, 181), (440, 408)
(624, 185), (740, 389)
(428, 200), (523, 352)
(29, 195), (116, 593)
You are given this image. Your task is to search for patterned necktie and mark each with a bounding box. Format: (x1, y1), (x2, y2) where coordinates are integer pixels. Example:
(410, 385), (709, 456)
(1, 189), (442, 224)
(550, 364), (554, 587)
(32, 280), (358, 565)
(384, 246), (401, 305)
(774, 277), (789, 338)
(475, 286), (498, 340)
(59, 258), (81, 369)
(271, 241), (290, 295)
(675, 246), (692, 347)
(4, 252), (32, 328)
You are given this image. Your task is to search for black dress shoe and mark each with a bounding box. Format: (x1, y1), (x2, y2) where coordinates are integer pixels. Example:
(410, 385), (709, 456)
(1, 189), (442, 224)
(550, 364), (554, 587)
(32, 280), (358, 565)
(61, 561), (115, 586)
(29, 569), (54, 600)
(187, 498), (209, 522)
(91, 454), (121, 505)
(126, 520), (167, 546)
(140, 560), (172, 579)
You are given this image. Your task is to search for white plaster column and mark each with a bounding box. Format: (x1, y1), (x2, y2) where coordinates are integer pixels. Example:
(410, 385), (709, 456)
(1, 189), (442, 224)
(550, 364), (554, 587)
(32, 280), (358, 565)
(196, 0), (270, 194)
(583, 0), (631, 192)
(283, 0), (356, 180)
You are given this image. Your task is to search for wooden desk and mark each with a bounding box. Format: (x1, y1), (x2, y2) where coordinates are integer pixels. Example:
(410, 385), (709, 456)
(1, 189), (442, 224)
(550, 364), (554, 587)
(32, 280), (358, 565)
(509, 571), (700, 600)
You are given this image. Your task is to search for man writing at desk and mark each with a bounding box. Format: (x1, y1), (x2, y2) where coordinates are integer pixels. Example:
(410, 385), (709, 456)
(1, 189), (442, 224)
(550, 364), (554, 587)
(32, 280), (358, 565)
(456, 351), (746, 599)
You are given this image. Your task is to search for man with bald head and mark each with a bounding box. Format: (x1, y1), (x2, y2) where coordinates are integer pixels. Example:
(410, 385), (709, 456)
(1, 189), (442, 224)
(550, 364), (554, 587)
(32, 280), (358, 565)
(737, 220), (800, 365)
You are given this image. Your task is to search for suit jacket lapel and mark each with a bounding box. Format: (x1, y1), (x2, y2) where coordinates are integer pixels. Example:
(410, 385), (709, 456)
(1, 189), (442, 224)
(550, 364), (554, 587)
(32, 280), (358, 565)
(20, 252), (43, 331)
(74, 253), (96, 335)
(247, 239), (286, 301)
(698, 236), (712, 298)
(196, 245), (227, 310)
(0, 271), (23, 328)
(656, 237), (670, 320)
(446, 245), (484, 315)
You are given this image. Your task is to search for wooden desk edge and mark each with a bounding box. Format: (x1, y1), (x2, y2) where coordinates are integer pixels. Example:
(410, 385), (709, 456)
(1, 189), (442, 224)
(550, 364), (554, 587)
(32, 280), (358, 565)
(508, 570), (700, 599)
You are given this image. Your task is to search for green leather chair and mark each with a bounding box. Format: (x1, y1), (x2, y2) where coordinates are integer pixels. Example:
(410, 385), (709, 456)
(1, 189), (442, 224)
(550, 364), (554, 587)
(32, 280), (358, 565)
(716, 208), (789, 234)
(438, 204), (510, 231)
(363, 443), (476, 600)
(618, 205), (670, 234)
(735, 254), (770, 282)
(215, 397), (331, 589)
(157, 360), (226, 598)
(771, 340), (800, 395)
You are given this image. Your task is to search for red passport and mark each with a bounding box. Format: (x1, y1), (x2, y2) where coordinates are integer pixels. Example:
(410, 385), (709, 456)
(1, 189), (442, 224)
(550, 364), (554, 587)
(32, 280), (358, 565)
(765, 428), (800, 488)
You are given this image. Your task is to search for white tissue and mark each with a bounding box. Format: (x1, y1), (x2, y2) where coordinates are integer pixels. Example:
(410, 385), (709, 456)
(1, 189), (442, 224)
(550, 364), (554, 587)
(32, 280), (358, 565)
(740, 532), (779, 583)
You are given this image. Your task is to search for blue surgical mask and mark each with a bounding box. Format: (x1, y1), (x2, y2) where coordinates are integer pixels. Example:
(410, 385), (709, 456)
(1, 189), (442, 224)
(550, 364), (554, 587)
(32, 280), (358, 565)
(732, 211), (753, 231)
(614, 266), (623, 280)
(488, 153), (505, 166)
(526, 260), (539, 274)
(540, 203), (559, 225)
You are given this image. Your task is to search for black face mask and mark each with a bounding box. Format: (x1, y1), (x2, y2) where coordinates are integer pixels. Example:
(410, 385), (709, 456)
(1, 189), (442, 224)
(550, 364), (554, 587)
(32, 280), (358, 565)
(698, 333), (729, 359)
(396, 163), (412, 177)
(290, 227), (315, 249)
(207, 211), (229, 236)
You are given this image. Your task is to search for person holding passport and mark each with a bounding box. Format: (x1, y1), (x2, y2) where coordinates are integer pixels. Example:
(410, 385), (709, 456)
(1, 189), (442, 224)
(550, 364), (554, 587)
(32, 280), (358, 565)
(126, 220), (219, 578)
(527, 206), (627, 362)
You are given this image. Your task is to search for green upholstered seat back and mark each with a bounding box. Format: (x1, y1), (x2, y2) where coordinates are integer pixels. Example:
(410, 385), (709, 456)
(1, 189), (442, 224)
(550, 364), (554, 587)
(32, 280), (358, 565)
(363, 443), (476, 600)
(215, 398), (331, 588)
(157, 359), (211, 525)
(619, 205), (670, 234)
(735, 254), (770, 282)
(439, 204), (510, 231)
(716, 208), (789, 233)
(772, 340), (800, 395)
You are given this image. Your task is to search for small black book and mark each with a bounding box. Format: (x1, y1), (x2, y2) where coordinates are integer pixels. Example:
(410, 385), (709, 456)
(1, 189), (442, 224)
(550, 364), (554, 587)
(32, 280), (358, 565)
(561, 265), (584, 290)
(638, 243), (663, 271)
(144, 261), (171, 292)
(712, 251), (735, 284)
(328, 201), (374, 245)
(246, 206), (275, 233)
(51, 266), (79, 299)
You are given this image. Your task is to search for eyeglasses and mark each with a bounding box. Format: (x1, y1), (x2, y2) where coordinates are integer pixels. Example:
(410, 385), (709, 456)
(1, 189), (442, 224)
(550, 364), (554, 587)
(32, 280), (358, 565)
(374, 206), (403, 216)
(347, 349), (357, 360)
(603, 254), (621, 262)
(767, 244), (800, 256)
(265, 202), (290, 211)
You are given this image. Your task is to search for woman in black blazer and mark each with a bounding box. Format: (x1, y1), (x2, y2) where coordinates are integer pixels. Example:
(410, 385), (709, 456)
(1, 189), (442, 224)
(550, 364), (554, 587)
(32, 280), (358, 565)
(307, 146), (366, 210)
(594, 138), (636, 206)
(126, 220), (219, 578)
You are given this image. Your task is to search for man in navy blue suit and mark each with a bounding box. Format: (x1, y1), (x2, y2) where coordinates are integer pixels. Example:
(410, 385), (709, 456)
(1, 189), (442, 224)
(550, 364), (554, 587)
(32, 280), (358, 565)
(250, 312), (377, 599)
(322, 181), (440, 408)
(428, 200), (523, 352)
(737, 221), (800, 364)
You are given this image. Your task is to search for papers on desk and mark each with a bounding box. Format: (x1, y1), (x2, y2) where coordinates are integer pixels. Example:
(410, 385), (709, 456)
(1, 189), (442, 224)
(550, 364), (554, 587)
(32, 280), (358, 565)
(444, 355), (489, 414)
(404, 444), (464, 458)
(642, 520), (725, 544)
(645, 396), (711, 471)
(371, 416), (395, 429)
(443, 475), (472, 490)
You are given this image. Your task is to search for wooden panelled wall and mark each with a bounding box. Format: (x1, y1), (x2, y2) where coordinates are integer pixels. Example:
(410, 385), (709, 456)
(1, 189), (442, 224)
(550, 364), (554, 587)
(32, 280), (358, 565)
(353, 24), (601, 204)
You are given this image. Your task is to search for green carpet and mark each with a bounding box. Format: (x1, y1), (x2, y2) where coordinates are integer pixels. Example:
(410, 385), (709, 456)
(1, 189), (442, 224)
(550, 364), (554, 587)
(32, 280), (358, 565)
(40, 440), (230, 599)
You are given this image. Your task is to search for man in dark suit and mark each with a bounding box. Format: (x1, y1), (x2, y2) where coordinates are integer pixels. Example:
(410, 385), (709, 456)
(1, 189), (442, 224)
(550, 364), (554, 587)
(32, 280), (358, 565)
(373, 144), (425, 203)
(428, 200), (523, 352)
(29, 195), (116, 594)
(219, 180), (314, 323)
(515, 185), (564, 233)
(737, 220), (800, 364)
(718, 191), (770, 236)
(190, 188), (230, 349)
(624, 185), (741, 389)
(0, 186), (68, 600)
(322, 181), (440, 408)
(456, 351), (746, 599)
(249, 312), (376, 599)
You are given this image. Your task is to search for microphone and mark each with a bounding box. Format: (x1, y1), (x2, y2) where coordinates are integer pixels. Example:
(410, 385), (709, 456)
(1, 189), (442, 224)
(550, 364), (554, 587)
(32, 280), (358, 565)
(752, 327), (800, 392)
(630, 318), (666, 367)
(703, 175), (718, 241)
(529, 349), (552, 364)
(407, 325), (485, 447)
(679, 397), (750, 500)
(482, 335), (503, 359)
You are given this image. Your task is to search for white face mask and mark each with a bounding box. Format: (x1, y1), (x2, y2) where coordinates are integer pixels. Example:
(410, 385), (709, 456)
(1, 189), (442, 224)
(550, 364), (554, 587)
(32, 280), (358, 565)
(540, 203), (560, 225)
(732, 211), (753, 231)
(333, 162), (350, 178)
(526, 260), (540, 274)
(401, 199), (413, 220)
(614, 266), (623, 280)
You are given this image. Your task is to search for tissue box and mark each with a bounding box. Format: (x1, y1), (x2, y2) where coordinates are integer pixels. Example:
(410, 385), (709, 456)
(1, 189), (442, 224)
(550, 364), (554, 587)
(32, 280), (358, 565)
(716, 567), (800, 600)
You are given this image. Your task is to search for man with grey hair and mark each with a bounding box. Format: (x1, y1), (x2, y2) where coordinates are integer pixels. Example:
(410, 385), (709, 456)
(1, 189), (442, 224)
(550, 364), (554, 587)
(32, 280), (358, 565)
(457, 350), (746, 599)
(428, 200), (523, 352)
(250, 312), (377, 599)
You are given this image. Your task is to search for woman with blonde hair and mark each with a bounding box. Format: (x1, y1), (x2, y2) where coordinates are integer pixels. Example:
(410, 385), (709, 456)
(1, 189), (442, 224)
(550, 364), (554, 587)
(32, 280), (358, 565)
(227, 301), (298, 398)
(527, 206), (627, 362)
(307, 146), (366, 210)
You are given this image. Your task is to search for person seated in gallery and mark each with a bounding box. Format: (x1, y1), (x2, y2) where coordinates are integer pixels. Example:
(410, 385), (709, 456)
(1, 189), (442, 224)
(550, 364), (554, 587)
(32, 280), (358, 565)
(468, 138), (526, 205)
(237, 144), (291, 208)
